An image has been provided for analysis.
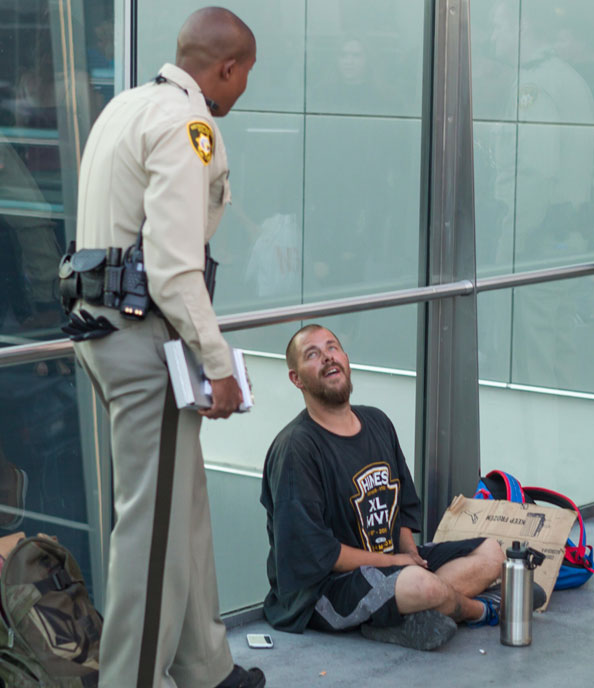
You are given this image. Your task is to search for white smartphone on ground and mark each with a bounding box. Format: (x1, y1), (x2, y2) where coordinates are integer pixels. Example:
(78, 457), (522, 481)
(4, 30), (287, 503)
(246, 633), (274, 649)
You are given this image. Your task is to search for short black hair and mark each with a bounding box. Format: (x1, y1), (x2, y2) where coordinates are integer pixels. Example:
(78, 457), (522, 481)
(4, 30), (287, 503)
(285, 324), (343, 370)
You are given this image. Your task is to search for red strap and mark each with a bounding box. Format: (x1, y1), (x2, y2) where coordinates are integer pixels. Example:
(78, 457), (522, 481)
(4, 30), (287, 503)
(566, 545), (594, 573)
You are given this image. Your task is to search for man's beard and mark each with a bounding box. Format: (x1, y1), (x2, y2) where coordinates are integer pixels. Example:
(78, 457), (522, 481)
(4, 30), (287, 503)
(306, 364), (353, 406)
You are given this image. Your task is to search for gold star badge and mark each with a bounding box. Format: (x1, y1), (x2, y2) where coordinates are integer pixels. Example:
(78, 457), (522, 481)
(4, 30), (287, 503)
(187, 120), (214, 165)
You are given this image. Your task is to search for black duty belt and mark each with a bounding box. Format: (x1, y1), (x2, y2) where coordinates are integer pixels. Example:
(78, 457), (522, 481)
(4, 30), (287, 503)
(58, 229), (152, 321)
(58, 223), (218, 341)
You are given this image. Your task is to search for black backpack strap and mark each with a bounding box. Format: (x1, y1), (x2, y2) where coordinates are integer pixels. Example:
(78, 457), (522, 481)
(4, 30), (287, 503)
(524, 486), (585, 535)
(34, 568), (74, 595)
(523, 486), (575, 510)
(479, 470), (526, 502)
(524, 486), (592, 568)
(78, 614), (101, 643)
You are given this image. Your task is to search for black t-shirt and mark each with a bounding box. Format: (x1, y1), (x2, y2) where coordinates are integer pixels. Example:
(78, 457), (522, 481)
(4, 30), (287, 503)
(260, 405), (422, 632)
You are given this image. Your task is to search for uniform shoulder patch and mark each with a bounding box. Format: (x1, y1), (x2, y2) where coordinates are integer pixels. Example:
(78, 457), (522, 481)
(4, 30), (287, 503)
(187, 120), (214, 165)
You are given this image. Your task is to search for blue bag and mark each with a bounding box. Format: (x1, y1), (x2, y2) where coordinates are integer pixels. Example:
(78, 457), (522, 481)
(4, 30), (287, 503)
(474, 470), (594, 590)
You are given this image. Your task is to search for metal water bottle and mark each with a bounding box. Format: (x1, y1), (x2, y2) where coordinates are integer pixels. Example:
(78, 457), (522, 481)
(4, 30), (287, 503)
(501, 541), (544, 647)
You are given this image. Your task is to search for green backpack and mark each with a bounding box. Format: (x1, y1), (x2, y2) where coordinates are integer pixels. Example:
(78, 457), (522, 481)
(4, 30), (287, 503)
(0, 536), (102, 687)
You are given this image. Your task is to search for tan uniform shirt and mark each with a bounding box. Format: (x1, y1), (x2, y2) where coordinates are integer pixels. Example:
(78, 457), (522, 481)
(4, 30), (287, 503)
(76, 62), (233, 379)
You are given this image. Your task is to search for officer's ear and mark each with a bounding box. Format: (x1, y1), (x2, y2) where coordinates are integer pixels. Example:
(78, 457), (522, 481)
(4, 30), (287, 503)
(220, 58), (237, 81)
(288, 369), (304, 390)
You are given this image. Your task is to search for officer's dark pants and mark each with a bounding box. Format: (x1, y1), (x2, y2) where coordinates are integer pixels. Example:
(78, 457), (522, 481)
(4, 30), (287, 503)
(74, 306), (233, 688)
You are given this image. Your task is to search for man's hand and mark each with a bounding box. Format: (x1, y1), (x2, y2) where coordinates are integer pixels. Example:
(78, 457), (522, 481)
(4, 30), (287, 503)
(334, 544), (428, 573)
(199, 375), (242, 419)
(393, 552), (428, 568)
(398, 527), (428, 568)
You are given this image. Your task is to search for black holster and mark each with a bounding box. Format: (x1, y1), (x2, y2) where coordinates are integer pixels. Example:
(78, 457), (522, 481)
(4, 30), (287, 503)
(59, 243), (106, 315)
(204, 243), (218, 303)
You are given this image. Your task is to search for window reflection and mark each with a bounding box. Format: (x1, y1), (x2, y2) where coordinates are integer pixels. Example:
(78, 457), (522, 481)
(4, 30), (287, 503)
(0, 0), (113, 340)
(0, 0), (114, 606)
(473, 0), (594, 390)
(0, 357), (94, 596)
(306, 0), (424, 117)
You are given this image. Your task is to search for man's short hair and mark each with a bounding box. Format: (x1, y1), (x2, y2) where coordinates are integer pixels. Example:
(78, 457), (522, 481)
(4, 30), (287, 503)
(285, 324), (343, 370)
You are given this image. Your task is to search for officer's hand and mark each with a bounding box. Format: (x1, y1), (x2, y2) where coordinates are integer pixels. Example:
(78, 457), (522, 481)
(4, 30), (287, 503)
(199, 375), (243, 419)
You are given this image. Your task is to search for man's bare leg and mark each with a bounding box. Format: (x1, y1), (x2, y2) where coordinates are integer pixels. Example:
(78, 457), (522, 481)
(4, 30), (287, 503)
(359, 565), (479, 651)
(360, 542), (504, 649)
(432, 538), (504, 598)
(394, 565), (484, 622)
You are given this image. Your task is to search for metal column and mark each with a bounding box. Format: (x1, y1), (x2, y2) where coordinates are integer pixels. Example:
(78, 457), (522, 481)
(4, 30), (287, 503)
(415, 0), (480, 539)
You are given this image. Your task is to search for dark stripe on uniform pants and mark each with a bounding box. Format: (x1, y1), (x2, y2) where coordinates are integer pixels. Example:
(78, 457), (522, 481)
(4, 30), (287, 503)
(136, 381), (179, 688)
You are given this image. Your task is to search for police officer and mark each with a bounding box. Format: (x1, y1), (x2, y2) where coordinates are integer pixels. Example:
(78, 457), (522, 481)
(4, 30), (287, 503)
(73, 8), (264, 688)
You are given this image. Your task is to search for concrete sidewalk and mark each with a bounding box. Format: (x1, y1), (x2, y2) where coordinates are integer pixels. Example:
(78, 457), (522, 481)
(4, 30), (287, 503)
(226, 520), (593, 687)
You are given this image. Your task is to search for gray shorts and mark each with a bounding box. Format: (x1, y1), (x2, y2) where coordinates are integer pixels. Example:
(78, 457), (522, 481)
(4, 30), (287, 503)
(309, 538), (485, 632)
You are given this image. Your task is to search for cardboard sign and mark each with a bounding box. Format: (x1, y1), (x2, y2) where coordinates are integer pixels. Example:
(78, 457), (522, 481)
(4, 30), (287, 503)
(433, 495), (577, 610)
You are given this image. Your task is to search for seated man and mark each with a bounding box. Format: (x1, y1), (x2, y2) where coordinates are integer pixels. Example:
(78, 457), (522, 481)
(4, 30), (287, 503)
(260, 324), (507, 651)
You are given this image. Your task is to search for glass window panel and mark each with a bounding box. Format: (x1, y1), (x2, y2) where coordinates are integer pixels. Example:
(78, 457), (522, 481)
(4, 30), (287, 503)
(211, 111), (304, 354)
(0, 0), (114, 340)
(306, 0), (424, 117)
(515, 123), (594, 272)
(213, 112), (304, 314)
(222, 0), (306, 113)
(480, 379), (594, 507)
(479, 289), (594, 506)
(207, 468), (269, 614)
(303, 115), (421, 301)
(0, 355), (109, 607)
(477, 290), (512, 383)
(136, 3), (194, 86)
(473, 121), (516, 276)
(478, 281), (594, 392)
(520, 0), (594, 125)
(471, 0), (520, 122)
(511, 278), (594, 393)
(0, 0), (115, 609)
(472, 1), (594, 276)
(473, 1), (594, 398)
(0, 213), (64, 336)
(137, 1), (306, 113)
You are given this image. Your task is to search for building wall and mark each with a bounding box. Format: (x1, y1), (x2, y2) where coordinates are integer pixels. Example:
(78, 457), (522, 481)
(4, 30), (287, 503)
(0, 0), (593, 615)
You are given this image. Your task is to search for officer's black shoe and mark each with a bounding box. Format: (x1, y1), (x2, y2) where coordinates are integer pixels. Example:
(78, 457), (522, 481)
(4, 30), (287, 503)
(215, 664), (265, 688)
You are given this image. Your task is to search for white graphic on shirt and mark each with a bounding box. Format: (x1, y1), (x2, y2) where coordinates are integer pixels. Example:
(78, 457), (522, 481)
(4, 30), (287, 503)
(350, 462), (400, 553)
